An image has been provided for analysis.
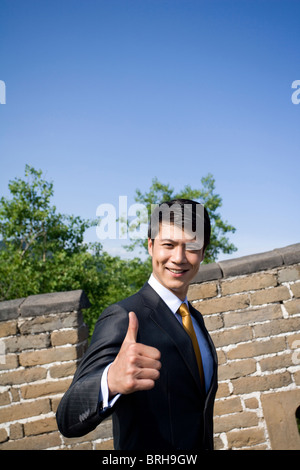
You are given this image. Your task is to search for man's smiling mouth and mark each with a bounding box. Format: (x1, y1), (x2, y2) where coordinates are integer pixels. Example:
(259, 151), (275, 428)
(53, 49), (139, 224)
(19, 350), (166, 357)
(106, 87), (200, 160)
(167, 268), (188, 274)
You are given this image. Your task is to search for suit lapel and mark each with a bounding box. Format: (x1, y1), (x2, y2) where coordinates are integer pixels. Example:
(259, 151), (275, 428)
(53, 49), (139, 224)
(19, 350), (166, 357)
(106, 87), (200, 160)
(139, 283), (204, 397)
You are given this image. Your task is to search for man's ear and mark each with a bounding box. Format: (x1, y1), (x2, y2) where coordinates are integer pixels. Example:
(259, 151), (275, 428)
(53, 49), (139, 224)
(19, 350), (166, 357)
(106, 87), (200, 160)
(148, 238), (153, 257)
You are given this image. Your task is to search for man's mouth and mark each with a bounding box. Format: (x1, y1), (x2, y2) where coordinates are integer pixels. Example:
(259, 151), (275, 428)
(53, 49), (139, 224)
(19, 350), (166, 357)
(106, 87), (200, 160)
(166, 268), (188, 276)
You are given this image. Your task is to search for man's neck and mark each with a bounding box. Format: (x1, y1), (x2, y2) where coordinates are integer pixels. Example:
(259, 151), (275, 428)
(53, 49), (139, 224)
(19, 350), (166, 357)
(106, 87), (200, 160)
(150, 273), (188, 301)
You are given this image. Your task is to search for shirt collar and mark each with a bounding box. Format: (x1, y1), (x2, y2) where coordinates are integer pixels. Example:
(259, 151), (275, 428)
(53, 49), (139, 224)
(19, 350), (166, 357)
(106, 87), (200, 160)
(148, 273), (188, 314)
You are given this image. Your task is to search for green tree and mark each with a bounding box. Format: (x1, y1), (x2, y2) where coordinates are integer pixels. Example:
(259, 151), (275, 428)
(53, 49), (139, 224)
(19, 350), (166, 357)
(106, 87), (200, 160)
(0, 165), (151, 334)
(0, 165), (95, 300)
(125, 174), (237, 263)
(0, 166), (110, 337)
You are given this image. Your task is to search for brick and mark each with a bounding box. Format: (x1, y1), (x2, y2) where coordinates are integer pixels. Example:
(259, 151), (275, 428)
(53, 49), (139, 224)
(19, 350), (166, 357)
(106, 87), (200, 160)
(18, 311), (83, 335)
(287, 333), (300, 349)
(4, 333), (50, 353)
(24, 417), (57, 436)
(294, 370), (300, 385)
(215, 382), (231, 399)
(223, 304), (282, 328)
(253, 317), (300, 338)
(227, 337), (286, 360)
(188, 282), (218, 301)
(0, 391), (11, 406)
(218, 359), (256, 381)
(244, 397), (259, 409)
(214, 397), (242, 416)
(291, 283), (300, 298)
(21, 378), (72, 399)
(213, 435), (225, 450)
(227, 427), (266, 449)
(195, 294), (250, 315)
(68, 442), (93, 450)
(203, 314), (223, 331)
(214, 411), (258, 433)
(232, 371), (292, 394)
(260, 353), (292, 372)
(284, 299), (300, 315)
(0, 320), (17, 338)
(0, 399), (50, 423)
(291, 350), (300, 368)
(49, 362), (77, 379)
(95, 439), (114, 450)
(278, 266), (300, 283)
(0, 431), (61, 450)
(261, 389), (300, 450)
(221, 272), (277, 295)
(0, 428), (8, 443)
(217, 349), (226, 365)
(10, 423), (24, 439)
(250, 286), (290, 306)
(211, 326), (252, 348)
(10, 388), (20, 402)
(0, 367), (47, 386)
(0, 354), (19, 371)
(50, 397), (62, 413)
(19, 345), (81, 366)
(51, 325), (88, 347)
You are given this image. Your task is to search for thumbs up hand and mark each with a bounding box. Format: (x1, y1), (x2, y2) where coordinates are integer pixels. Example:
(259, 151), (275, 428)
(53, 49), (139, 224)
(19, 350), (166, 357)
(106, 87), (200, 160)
(107, 312), (161, 398)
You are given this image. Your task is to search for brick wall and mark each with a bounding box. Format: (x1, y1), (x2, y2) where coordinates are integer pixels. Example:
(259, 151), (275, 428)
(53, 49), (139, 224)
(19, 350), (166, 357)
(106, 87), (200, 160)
(189, 243), (300, 450)
(0, 290), (113, 449)
(0, 243), (299, 450)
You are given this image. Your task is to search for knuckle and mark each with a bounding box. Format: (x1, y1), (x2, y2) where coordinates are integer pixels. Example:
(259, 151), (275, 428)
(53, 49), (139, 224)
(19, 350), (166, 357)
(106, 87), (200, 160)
(127, 364), (137, 376)
(128, 355), (136, 366)
(128, 343), (138, 354)
(125, 377), (136, 393)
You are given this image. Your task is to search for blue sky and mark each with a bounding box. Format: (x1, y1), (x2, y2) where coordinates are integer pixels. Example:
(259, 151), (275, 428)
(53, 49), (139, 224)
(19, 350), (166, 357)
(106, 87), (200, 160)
(1, 0), (299, 261)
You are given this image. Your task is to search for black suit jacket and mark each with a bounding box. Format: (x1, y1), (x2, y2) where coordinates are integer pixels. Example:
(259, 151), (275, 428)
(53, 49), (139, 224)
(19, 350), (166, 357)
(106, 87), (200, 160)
(56, 283), (218, 450)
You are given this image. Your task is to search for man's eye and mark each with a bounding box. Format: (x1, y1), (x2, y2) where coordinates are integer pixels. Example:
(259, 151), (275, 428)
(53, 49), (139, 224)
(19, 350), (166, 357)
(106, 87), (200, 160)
(163, 243), (173, 247)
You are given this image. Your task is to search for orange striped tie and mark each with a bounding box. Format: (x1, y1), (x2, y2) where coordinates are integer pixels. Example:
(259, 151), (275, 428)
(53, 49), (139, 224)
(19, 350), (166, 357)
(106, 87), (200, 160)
(178, 303), (205, 390)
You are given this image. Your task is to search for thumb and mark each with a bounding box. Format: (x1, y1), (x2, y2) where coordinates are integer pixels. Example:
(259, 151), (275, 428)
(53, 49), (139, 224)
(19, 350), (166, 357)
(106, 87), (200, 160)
(124, 311), (139, 343)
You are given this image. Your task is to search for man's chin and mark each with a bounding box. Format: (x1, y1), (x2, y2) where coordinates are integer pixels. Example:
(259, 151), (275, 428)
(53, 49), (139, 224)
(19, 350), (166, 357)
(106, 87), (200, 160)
(165, 279), (189, 295)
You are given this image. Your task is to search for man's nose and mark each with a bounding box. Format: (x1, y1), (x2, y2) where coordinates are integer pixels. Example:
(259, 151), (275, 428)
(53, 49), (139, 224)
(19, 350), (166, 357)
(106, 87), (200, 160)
(171, 245), (187, 264)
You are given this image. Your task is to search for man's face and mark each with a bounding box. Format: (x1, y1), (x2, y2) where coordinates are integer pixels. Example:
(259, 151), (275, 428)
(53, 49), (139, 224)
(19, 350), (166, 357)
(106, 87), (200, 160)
(148, 222), (204, 300)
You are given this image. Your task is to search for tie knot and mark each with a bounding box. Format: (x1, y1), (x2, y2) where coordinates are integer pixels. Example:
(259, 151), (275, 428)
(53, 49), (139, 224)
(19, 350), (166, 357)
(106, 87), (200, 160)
(177, 303), (190, 318)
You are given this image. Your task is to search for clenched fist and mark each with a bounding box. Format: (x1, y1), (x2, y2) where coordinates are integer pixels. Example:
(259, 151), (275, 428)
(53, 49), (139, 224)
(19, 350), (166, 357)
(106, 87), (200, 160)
(107, 311), (161, 398)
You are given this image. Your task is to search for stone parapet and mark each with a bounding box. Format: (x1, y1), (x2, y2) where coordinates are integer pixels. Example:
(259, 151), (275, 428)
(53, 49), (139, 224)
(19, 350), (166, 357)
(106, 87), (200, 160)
(0, 290), (113, 450)
(1, 243), (300, 450)
(188, 243), (300, 450)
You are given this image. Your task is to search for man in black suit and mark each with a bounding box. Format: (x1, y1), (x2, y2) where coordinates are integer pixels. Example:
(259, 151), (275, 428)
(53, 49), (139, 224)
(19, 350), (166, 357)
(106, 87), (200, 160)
(56, 199), (218, 450)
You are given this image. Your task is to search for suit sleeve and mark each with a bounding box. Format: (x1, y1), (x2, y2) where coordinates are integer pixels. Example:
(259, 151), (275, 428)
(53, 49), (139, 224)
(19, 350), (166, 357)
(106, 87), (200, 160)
(56, 304), (129, 438)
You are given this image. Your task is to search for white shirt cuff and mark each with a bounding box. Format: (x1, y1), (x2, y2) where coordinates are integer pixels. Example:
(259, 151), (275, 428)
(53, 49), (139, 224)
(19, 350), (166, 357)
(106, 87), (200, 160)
(100, 363), (121, 410)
